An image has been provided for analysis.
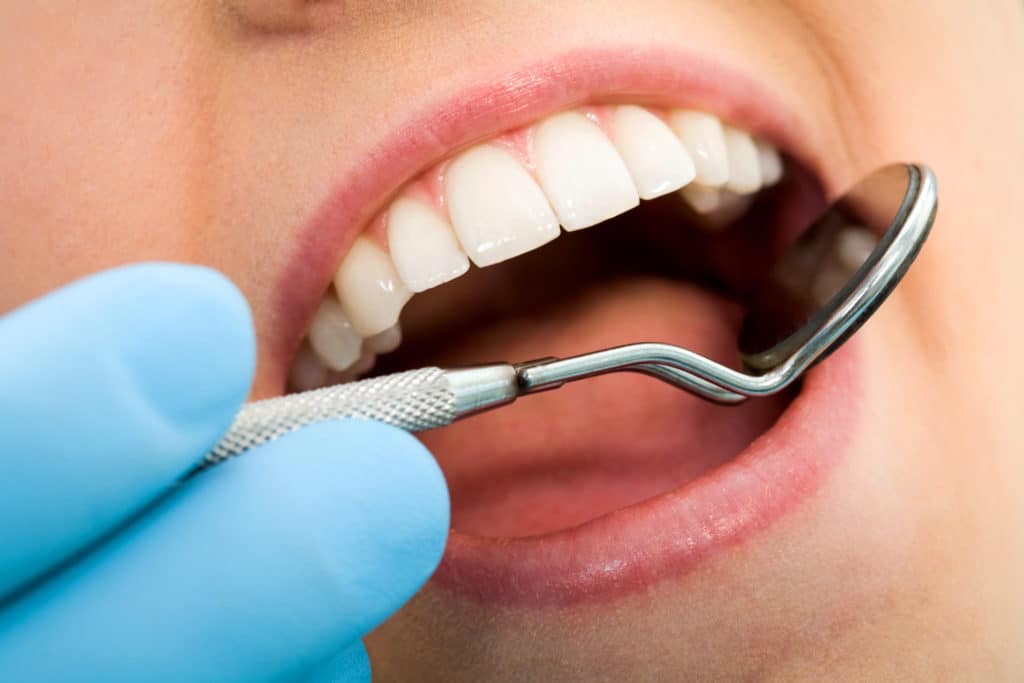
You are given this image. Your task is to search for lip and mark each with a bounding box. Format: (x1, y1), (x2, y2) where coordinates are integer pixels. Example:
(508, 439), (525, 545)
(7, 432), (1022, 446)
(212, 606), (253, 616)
(433, 341), (858, 607)
(267, 44), (832, 392)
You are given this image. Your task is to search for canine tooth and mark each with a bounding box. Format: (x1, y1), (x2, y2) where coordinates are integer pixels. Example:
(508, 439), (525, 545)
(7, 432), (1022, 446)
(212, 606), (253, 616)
(387, 197), (469, 292)
(669, 110), (729, 187)
(611, 105), (695, 200)
(307, 296), (364, 372)
(723, 126), (762, 194)
(446, 145), (560, 267)
(334, 237), (412, 337)
(533, 111), (639, 230)
(365, 324), (402, 354)
(757, 141), (784, 186)
(836, 226), (878, 272)
(288, 341), (330, 392)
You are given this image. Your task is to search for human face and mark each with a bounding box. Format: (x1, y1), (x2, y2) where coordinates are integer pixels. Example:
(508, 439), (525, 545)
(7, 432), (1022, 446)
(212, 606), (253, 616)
(2, 1), (1022, 679)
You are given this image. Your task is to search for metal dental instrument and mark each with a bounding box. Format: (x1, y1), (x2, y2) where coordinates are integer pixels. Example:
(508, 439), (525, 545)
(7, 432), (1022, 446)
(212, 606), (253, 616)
(197, 163), (936, 471)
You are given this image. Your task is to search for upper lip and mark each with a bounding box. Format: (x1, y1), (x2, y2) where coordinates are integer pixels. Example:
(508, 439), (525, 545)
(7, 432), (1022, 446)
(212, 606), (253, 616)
(265, 44), (835, 394)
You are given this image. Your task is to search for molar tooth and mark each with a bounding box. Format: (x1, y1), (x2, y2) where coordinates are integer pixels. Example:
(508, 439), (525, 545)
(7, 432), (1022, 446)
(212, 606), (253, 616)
(288, 341), (330, 392)
(669, 110), (729, 187)
(387, 197), (469, 292)
(365, 324), (402, 354)
(756, 141), (784, 186)
(722, 126), (762, 194)
(533, 111), (639, 230)
(307, 296), (364, 372)
(611, 105), (695, 200)
(334, 237), (412, 337)
(445, 145), (560, 267)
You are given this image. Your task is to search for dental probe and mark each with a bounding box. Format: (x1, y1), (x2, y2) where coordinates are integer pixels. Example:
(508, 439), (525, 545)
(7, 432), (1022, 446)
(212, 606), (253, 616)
(194, 163), (936, 473)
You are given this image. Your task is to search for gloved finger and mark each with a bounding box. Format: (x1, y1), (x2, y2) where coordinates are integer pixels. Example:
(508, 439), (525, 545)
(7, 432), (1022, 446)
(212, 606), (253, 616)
(300, 641), (370, 683)
(0, 263), (255, 601)
(0, 420), (449, 683)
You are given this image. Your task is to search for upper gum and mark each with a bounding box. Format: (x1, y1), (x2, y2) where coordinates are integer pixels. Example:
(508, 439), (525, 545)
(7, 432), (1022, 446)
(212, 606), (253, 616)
(366, 101), (762, 250)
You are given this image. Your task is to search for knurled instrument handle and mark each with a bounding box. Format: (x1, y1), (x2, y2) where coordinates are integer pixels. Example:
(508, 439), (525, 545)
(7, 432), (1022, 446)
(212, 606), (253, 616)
(196, 367), (455, 472)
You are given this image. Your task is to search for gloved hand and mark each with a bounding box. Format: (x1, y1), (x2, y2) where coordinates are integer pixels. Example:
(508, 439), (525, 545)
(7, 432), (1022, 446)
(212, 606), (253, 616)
(0, 264), (449, 682)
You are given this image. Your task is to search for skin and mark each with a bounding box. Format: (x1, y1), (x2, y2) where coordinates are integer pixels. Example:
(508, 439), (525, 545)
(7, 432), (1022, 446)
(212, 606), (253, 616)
(2, 1), (1022, 679)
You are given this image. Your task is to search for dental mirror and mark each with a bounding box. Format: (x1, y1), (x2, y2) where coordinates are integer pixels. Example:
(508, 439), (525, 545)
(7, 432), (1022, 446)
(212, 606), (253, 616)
(201, 164), (938, 469)
(738, 163), (936, 373)
(513, 162), (937, 402)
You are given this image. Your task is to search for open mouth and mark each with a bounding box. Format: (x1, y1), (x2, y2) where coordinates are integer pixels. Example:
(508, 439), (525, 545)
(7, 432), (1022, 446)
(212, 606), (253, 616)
(272, 49), (859, 607)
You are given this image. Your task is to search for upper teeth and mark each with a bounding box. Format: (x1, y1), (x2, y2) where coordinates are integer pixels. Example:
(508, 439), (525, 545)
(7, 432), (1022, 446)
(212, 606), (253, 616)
(289, 103), (785, 391)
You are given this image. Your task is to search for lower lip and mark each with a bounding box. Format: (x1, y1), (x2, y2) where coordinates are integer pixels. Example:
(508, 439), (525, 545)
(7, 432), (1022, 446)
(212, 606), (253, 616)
(431, 342), (859, 608)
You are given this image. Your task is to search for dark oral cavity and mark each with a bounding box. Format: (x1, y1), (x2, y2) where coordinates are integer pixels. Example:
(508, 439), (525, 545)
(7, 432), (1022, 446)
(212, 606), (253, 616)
(374, 163), (823, 539)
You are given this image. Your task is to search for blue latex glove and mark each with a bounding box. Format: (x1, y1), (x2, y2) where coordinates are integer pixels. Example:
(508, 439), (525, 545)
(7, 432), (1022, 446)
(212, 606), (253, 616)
(0, 264), (449, 682)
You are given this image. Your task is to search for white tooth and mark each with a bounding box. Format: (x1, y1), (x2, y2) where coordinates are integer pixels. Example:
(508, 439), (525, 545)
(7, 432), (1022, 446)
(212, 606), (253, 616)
(445, 144), (560, 267)
(669, 110), (729, 187)
(288, 341), (330, 392)
(756, 140), (784, 186)
(334, 237), (412, 337)
(679, 182), (724, 214)
(700, 191), (754, 231)
(533, 111), (639, 230)
(836, 226), (877, 272)
(611, 105), (696, 200)
(365, 324), (402, 354)
(387, 197), (469, 292)
(307, 296), (364, 372)
(339, 350), (377, 383)
(723, 126), (762, 194)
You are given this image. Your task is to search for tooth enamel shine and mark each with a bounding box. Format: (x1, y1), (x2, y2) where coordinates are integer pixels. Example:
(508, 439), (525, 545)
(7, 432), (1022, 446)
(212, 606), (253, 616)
(670, 110), (730, 187)
(445, 144), (560, 267)
(334, 237), (412, 337)
(612, 105), (696, 200)
(533, 111), (640, 230)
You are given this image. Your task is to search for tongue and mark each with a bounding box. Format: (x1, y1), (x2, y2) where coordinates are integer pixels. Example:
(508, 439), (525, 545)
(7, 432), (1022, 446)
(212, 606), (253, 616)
(412, 275), (790, 538)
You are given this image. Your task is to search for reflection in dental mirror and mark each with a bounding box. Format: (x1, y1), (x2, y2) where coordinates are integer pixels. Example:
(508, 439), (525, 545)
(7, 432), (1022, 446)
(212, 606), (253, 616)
(738, 164), (931, 372)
